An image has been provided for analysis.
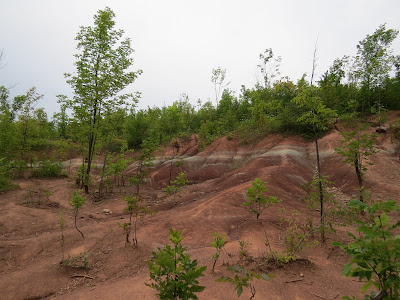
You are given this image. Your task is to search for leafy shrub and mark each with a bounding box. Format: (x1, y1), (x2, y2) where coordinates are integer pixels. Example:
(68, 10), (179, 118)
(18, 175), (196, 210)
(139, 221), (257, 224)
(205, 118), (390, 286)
(118, 195), (154, 246)
(31, 159), (65, 178)
(0, 158), (18, 192)
(174, 158), (185, 168)
(333, 200), (400, 299)
(61, 251), (89, 269)
(211, 232), (226, 272)
(238, 240), (251, 259)
(101, 137), (126, 153)
(198, 120), (220, 147)
(70, 191), (86, 238)
(0, 172), (16, 192)
(279, 208), (319, 257)
(216, 265), (271, 298)
(235, 117), (282, 145)
(147, 228), (206, 299)
(29, 138), (52, 151)
(243, 178), (281, 220)
(59, 210), (65, 260)
(165, 172), (189, 197)
(8, 159), (27, 178)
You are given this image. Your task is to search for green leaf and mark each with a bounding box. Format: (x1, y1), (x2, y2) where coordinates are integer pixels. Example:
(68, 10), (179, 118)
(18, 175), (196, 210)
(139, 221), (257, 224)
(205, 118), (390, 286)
(261, 274), (270, 281)
(342, 263), (353, 276)
(237, 286), (243, 297)
(216, 277), (232, 283)
(357, 262), (369, 269)
(332, 241), (343, 247)
(361, 282), (372, 293)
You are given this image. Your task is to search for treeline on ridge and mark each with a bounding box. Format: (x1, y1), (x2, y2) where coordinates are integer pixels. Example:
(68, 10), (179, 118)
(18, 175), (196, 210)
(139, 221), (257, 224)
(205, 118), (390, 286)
(0, 23), (399, 190)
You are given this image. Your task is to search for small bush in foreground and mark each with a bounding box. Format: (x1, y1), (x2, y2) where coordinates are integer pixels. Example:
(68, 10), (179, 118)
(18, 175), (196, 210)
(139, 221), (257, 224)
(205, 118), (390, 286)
(216, 265), (272, 299)
(333, 199), (400, 300)
(147, 228), (206, 299)
(61, 251), (90, 269)
(211, 232), (226, 272)
(70, 191), (86, 238)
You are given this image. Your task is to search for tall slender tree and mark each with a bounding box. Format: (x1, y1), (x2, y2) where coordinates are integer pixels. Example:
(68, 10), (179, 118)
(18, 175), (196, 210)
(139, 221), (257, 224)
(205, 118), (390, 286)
(211, 66), (228, 107)
(293, 41), (336, 242)
(257, 48), (281, 88)
(62, 7), (142, 193)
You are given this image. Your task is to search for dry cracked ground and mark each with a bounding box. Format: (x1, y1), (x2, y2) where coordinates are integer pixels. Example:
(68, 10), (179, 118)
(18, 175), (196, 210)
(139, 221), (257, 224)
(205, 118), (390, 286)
(1, 116), (400, 300)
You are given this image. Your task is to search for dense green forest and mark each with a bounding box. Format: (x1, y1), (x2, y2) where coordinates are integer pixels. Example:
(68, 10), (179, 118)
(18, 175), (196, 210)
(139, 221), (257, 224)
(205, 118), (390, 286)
(0, 10), (399, 193)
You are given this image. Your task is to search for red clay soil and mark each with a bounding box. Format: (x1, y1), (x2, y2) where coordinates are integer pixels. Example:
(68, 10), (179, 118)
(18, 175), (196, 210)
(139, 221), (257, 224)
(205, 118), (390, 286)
(1, 117), (400, 300)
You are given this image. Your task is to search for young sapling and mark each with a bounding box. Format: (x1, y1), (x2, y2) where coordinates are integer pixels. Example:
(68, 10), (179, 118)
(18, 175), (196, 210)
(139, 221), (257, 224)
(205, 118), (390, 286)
(335, 124), (377, 202)
(165, 172), (189, 200)
(70, 191), (86, 238)
(211, 232), (226, 272)
(147, 228), (207, 299)
(59, 210), (65, 260)
(129, 137), (159, 196)
(118, 195), (153, 246)
(243, 178), (281, 255)
(243, 178), (281, 220)
(238, 240), (251, 259)
(216, 265), (272, 299)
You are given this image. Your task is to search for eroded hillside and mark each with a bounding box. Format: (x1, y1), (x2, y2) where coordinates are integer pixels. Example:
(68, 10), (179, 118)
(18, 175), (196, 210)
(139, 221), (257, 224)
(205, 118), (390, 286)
(1, 117), (400, 300)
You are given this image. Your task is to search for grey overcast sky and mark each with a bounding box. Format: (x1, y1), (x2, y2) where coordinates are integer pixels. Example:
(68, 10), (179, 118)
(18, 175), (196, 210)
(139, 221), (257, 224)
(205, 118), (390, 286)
(0, 0), (399, 116)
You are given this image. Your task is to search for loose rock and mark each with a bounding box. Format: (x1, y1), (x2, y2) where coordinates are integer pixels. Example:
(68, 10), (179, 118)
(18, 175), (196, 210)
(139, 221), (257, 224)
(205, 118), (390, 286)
(376, 126), (387, 133)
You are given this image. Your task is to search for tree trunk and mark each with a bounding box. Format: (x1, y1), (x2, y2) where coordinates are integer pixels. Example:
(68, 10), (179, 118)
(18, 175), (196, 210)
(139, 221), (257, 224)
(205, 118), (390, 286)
(84, 51), (101, 194)
(133, 214), (138, 247)
(136, 161), (143, 196)
(354, 154), (364, 202)
(315, 137), (325, 242)
(371, 290), (387, 300)
(74, 209), (84, 238)
(212, 259), (217, 273)
(85, 139), (93, 194)
(169, 149), (176, 185)
(99, 153), (108, 195)
(126, 211), (133, 244)
(85, 127), (95, 194)
(22, 120), (28, 152)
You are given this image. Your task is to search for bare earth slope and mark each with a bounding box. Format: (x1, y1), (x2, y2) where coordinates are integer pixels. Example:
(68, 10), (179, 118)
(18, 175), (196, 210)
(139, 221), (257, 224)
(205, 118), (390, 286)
(1, 121), (400, 300)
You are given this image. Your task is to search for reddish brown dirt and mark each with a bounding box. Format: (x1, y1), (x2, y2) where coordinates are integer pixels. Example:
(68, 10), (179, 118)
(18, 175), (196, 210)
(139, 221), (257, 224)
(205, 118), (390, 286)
(1, 119), (400, 300)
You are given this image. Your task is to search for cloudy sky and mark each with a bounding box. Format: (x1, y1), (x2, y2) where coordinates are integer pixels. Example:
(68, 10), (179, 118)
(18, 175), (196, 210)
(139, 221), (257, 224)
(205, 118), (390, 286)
(0, 0), (399, 116)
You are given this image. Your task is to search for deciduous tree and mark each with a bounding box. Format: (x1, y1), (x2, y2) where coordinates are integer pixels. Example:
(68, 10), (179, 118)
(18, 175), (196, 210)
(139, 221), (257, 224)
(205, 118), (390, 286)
(257, 48), (281, 89)
(62, 7), (142, 193)
(211, 66), (228, 107)
(293, 42), (337, 242)
(352, 24), (398, 113)
(335, 124), (377, 202)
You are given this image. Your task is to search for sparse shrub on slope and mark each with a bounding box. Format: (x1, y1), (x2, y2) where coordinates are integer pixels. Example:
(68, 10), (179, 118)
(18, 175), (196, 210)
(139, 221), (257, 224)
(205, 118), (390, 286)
(31, 158), (65, 178)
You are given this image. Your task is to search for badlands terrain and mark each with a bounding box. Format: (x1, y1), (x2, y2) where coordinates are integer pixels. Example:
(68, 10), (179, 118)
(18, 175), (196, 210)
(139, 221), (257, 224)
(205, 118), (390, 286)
(1, 114), (400, 300)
